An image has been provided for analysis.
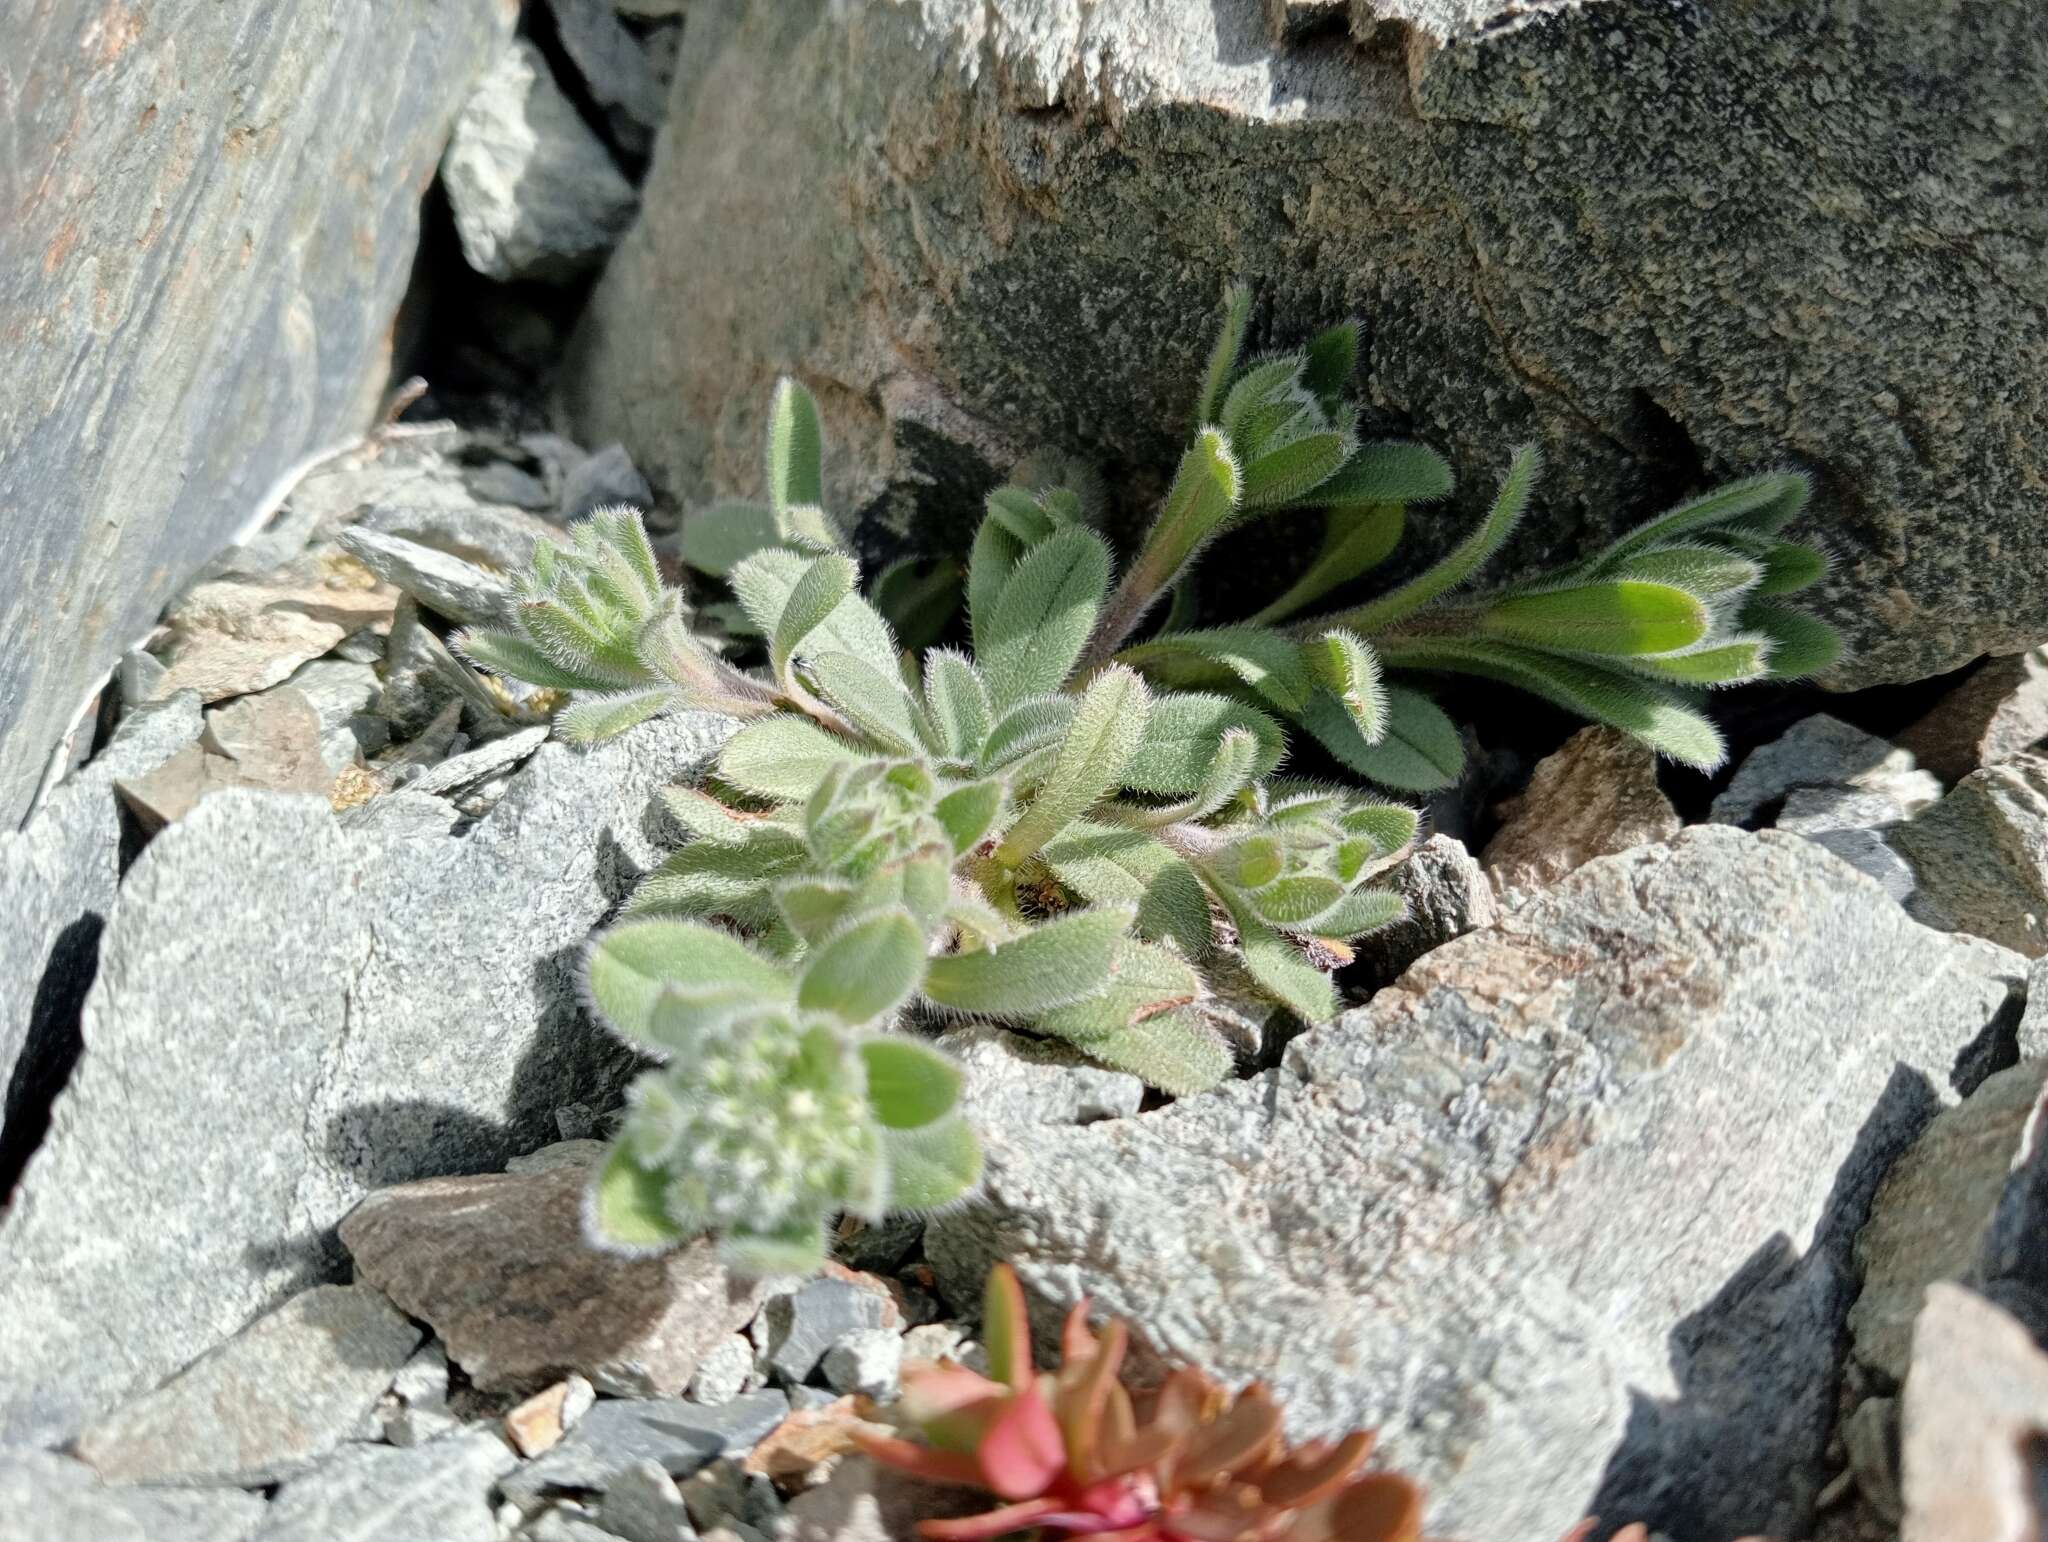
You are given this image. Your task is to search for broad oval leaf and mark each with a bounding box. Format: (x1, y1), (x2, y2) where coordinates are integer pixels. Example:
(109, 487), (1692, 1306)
(1120, 692), (1284, 797)
(1302, 440), (1455, 506)
(807, 651), (923, 753)
(879, 1117), (984, 1212)
(558, 688), (673, 744)
(798, 909), (925, 1025)
(585, 1143), (691, 1257)
(923, 650), (993, 760)
(922, 907), (1133, 1019)
(1119, 625), (1312, 712)
(980, 527), (1113, 709)
(680, 500), (780, 579)
(860, 1038), (966, 1129)
(1477, 580), (1710, 656)
(978, 696), (1078, 774)
(731, 548), (900, 682)
(934, 779), (1006, 856)
(767, 376), (825, 516)
(1298, 683), (1465, 793)
(996, 666), (1152, 867)
(1743, 598), (1844, 682)
(583, 919), (791, 1049)
(1075, 1008), (1233, 1097)
(718, 714), (868, 802)
(771, 555), (858, 684)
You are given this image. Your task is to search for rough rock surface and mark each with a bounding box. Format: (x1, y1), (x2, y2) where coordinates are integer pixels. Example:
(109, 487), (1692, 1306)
(0, 0), (517, 823)
(936, 1024), (1145, 1126)
(73, 1283), (419, 1484)
(1898, 1284), (2048, 1542)
(925, 828), (2026, 1540)
(0, 1449), (266, 1542)
(565, 0), (2048, 691)
(502, 1390), (790, 1501)
(1482, 727), (1680, 900)
(0, 694), (201, 1148)
(1896, 649), (2048, 786)
(259, 1425), (520, 1542)
(1346, 832), (1497, 989)
(0, 712), (731, 1444)
(1849, 1059), (2048, 1383)
(1893, 755), (2048, 957)
(1711, 715), (1939, 829)
(443, 39), (638, 282)
(341, 1163), (768, 1396)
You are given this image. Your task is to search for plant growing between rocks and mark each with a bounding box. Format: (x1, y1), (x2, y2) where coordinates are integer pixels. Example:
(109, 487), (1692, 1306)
(854, 1261), (1425, 1540)
(451, 290), (1840, 1270)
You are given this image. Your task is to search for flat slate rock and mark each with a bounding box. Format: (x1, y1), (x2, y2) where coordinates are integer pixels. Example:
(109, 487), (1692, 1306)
(0, 1450), (266, 1542)
(342, 1163), (767, 1396)
(74, 1284), (421, 1485)
(926, 827), (2026, 1542)
(257, 1425), (519, 1542)
(502, 1391), (790, 1502)
(0, 712), (732, 1444)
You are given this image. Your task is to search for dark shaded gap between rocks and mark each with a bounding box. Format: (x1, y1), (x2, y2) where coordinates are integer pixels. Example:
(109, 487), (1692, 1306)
(0, 913), (104, 1204)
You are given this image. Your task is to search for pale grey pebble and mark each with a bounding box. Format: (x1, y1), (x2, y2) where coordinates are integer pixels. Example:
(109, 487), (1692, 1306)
(751, 1280), (888, 1385)
(561, 443), (653, 521)
(821, 1329), (902, 1401)
(686, 1334), (761, 1406)
(375, 1342), (461, 1447)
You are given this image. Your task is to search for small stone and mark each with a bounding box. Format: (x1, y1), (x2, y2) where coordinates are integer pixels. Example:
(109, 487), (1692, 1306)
(820, 1330), (903, 1401)
(1806, 826), (1918, 905)
(73, 1283), (421, 1485)
(118, 646), (169, 704)
(1346, 833), (1499, 990)
(688, 1335), (761, 1405)
(150, 560), (396, 703)
(442, 40), (638, 283)
(899, 1322), (966, 1363)
(1851, 1059), (2048, 1382)
(507, 1375), (597, 1457)
(337, 526), (512, 628)
(1894, 754), (2048, 956)
(1896, 649), (2048, 785)
(753, 1280), (891, 1385)
(463, 462), (556, 512)
(743, 1395), (892, 1487)
(116, 687), (333, 831)
(1710, 714), (1940, 829)
(779, 1455), (981, 1542)
(599, 1458), (696, 1542)
(935, 1024), (1145, 1127)
(407, 726), (550, 799)
(282, 656), (389, 774)
(260, 1424), (520, 1542)
(0, 1449), (266, 1542)
(502, 1390), (790, 1501)
(342, 1164), (769, 1397)
(506, 1138), (610, 1176)
(561, 443), (655, 521)
(1482, 726), (1681, 899)
(679, 1458), (785, 1536)
(377, 1343), (460, 1447)
(357, 499), (563, 570)
(1898, 1284), (2048, 1542)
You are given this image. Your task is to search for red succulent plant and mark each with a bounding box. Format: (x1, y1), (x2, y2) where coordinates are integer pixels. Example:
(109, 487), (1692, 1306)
(854, 1262), (1425, 1541)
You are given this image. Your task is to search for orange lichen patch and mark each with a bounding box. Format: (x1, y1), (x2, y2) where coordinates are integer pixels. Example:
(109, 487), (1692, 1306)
(42, 220), (80, 276)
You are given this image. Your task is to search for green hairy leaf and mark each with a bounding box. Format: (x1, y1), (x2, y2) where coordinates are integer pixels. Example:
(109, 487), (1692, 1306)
(1474, 580), (1712, 656)
(770, 554), (858, 689)
(979, 526), (1112, 710)
(681, 500), (781, 578)
(1077, 1009), (1232, 1097)
(1304, 441), (1455, 507)
(719, 715), (867, 801)
(1120, 692), (1283, 796)
(922, 907), (1132, 1018)
(798, 909), (925, 1025)
(767, 376), (827, 518)
(584, 922), (790, 1051)
(1195, 284), (1253, 429)
(880, 1118), (983, 1211)
(996, 667), (1152, 867)
(1248, 503), (1406, 625)
(860, 1039), (965, 1129)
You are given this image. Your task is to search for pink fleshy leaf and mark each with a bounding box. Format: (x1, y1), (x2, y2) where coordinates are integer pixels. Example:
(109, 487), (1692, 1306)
(977, 1377), (1069, 1501)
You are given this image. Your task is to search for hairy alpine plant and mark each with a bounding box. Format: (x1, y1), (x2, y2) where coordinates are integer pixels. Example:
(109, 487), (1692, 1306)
(855, 1262), (1425, 1541)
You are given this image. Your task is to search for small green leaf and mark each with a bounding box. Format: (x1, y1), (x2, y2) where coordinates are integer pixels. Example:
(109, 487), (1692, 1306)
(723, 1220), (830, 1277)
(1302, 441), (1455, 506)
(585, 1144), (691, 1256)
(1077, 1009), (1232, 1096)
(1619, 635), (1774, 687)
(984, 485), (1061, 546)
(1089, 429), (1242, 668)
(1298, 683), (1464, 793)
(457, 628), (617, 692)
(1586, 472), (1812, 570)
(977, 696), (1077, 776)
(557, 688), (673, 744)
(1379, 636), (1727, 770)
(1307, 886), (1405, 940)
(1301, 320), (1359, 411)
(1241, 874), (1348, 927)
(774, 877), (857, 944)
(1474, 580), (1711, 656)
(732, 549), (900, 682)
(1241, 429), (1355, 511)
(997, 666), (1152, 867)
(1195, 284), (1254, 429)
(1338, 801), (1421, 857)
(967, 517), (1024, 664)
(767, 376), (825, 517)
(922, 907), (1132, 1018)
(1223, 895), (1336, 1022)
(1102, 727), (1260, 828)
(923, 649), (993, 760)
(980, 526), (1113, 709)
(683, 500), (783, 578)
(1248, 503), (1406, 625)
(880, 1117), (983, 1212)
(1753, 541), (1830, 596)
(1119, 692), (1284, 797)
(807, 652), (923, 753)
(1743, 598), (1844, 681)
(1042, 823), (1213, 958)
(1035, 939), (1202, 1046)
(584, 920), (791, 1049)
(860, 1038), (966, 1129)
(1301, 629), (1385, 744)
(625, 833), (805, 924)
(934, 779), (1005, 855)
(518, 598), (648, 687)
(799, 909), (925, 1025)
(1328, 443), (1539, 634)
(1605, 544), (1762, 602)
(1119, 625), (1313, 712)
(719, 715), (867, 802)
(771, 555), (858, 687)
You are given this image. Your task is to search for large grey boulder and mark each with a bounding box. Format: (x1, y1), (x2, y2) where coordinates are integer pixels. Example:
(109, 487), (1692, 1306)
(0, 0), (517, 824)
(565, 0), (2048, 690)
(0, 712), (732, 1444)
(0, 694), (202, 1156)
(925, 827), (2027, 1541)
